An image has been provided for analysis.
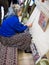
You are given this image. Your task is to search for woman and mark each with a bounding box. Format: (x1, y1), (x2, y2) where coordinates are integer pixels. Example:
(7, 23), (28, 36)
(0, 4), (32, 65)
(0, 4), (32, 50)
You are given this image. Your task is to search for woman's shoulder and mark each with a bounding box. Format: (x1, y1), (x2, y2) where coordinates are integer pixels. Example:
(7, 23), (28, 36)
(9, 15), (18, 19)
(4, 15), (18, 21)
(3, 15), (19, 24)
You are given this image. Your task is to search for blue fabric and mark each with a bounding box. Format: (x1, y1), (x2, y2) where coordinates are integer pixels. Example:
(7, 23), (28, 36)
(0, 15), (28, 37)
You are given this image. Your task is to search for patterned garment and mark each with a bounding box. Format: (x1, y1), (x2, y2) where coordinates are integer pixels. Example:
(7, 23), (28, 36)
(0, 42), (18, 65)
(0, 31), (31, 51)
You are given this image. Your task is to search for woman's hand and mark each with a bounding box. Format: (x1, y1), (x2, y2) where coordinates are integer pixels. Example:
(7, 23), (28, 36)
(25, 23), (33, 27)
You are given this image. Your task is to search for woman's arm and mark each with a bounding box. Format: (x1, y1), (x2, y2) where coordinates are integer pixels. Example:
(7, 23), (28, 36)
(25, 23), (33, 28)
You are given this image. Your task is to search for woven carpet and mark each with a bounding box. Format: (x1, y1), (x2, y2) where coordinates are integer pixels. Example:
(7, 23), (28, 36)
(0, 42), (18, 65)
